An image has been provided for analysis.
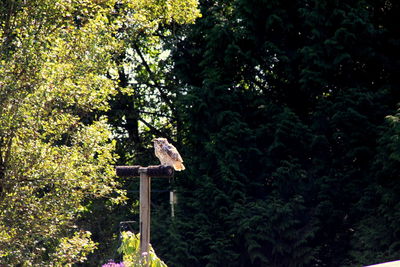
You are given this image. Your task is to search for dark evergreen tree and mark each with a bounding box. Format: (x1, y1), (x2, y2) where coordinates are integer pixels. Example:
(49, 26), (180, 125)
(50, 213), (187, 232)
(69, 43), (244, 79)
(152, 0), (400, 266)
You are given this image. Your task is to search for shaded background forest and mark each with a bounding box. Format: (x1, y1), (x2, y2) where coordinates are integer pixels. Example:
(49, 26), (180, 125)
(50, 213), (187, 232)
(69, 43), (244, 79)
(1, 0), (400, 266)
(100, 0), (400, 266)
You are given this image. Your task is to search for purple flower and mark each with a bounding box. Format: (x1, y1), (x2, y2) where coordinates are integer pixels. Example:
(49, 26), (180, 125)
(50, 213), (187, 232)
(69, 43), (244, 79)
(102, 260), (125, 267)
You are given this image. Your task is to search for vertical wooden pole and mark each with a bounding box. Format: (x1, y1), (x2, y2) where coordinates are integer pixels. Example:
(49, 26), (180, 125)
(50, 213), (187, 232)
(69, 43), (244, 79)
(139, 168), (151, 257)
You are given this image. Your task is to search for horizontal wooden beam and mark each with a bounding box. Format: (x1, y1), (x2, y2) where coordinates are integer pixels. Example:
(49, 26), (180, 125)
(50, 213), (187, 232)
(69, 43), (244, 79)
(116, 165), (174, 178)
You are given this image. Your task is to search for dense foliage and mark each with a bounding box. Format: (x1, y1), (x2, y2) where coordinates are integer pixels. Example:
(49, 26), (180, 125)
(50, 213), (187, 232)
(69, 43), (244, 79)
(0, 0), (200, 265)
(0, 1), (122, 264)
(1, 0), (399, 266)
(147, 0), (400, 266)
(118, 231), (167, 267)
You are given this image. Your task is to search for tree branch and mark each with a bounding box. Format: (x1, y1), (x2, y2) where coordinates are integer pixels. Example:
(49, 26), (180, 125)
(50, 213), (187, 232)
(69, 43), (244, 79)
(132, 42), (176, 114)
(138, 117), (167, 138)
(138, 110), (175, 120)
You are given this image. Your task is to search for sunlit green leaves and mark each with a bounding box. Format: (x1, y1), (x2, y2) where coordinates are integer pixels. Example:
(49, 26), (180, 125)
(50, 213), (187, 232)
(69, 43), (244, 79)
(0, 0), (202, 264)
(118, 231), (168, 267)
(0, 0), (121, 265)
(127, 0), (201, 32)
(50, 230), (97, 265)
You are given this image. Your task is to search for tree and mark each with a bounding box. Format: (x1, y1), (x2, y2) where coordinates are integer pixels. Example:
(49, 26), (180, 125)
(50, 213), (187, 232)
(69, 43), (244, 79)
(106, 0), (201, 164)
(0, 0), (123, 264)
(0, 0), (203, 265)
(74, 0), (202, 264)
(152, 0), (400, 266)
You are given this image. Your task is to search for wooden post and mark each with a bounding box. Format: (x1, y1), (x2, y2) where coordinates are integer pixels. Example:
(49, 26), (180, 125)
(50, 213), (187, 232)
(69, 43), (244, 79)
(115, 165), (174, 261)
(139, 167), (151, 256)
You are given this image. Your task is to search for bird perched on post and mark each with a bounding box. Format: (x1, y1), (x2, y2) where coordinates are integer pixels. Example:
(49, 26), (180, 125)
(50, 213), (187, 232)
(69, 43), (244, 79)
(153, 138), (185, 171)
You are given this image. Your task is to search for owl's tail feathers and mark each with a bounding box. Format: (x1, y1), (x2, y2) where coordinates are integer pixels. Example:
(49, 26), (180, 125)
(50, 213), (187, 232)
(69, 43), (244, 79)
(174, 162), (185, 171)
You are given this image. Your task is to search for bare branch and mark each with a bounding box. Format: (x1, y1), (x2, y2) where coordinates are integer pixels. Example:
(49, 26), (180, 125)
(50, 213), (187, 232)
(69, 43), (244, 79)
(138, 117), (168, 138)
(138, 110), (175, 120)
(132, 42), (176, 113)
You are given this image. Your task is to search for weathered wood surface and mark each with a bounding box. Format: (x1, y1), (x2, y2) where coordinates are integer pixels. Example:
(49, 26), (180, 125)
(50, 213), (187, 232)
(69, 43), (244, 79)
(139, 170), (151, 256)
(116, 165), (174, 177)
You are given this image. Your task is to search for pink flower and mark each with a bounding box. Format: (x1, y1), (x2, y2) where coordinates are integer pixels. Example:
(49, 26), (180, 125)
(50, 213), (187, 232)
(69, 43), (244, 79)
(102, 260), (125, 267)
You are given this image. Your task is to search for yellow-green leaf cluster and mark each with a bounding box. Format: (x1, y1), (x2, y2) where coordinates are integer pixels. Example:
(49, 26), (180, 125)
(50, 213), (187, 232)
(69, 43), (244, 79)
(118, 231), (168, 267)
(125, 0), (201, 33)
(0, 0), (201, 264)
(0, 0), (122, 265)
(50, 231), (97, 266)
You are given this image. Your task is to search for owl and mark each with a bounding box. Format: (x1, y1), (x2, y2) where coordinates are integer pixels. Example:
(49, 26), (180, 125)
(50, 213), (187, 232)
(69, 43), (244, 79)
(153, 138), (185, 171)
